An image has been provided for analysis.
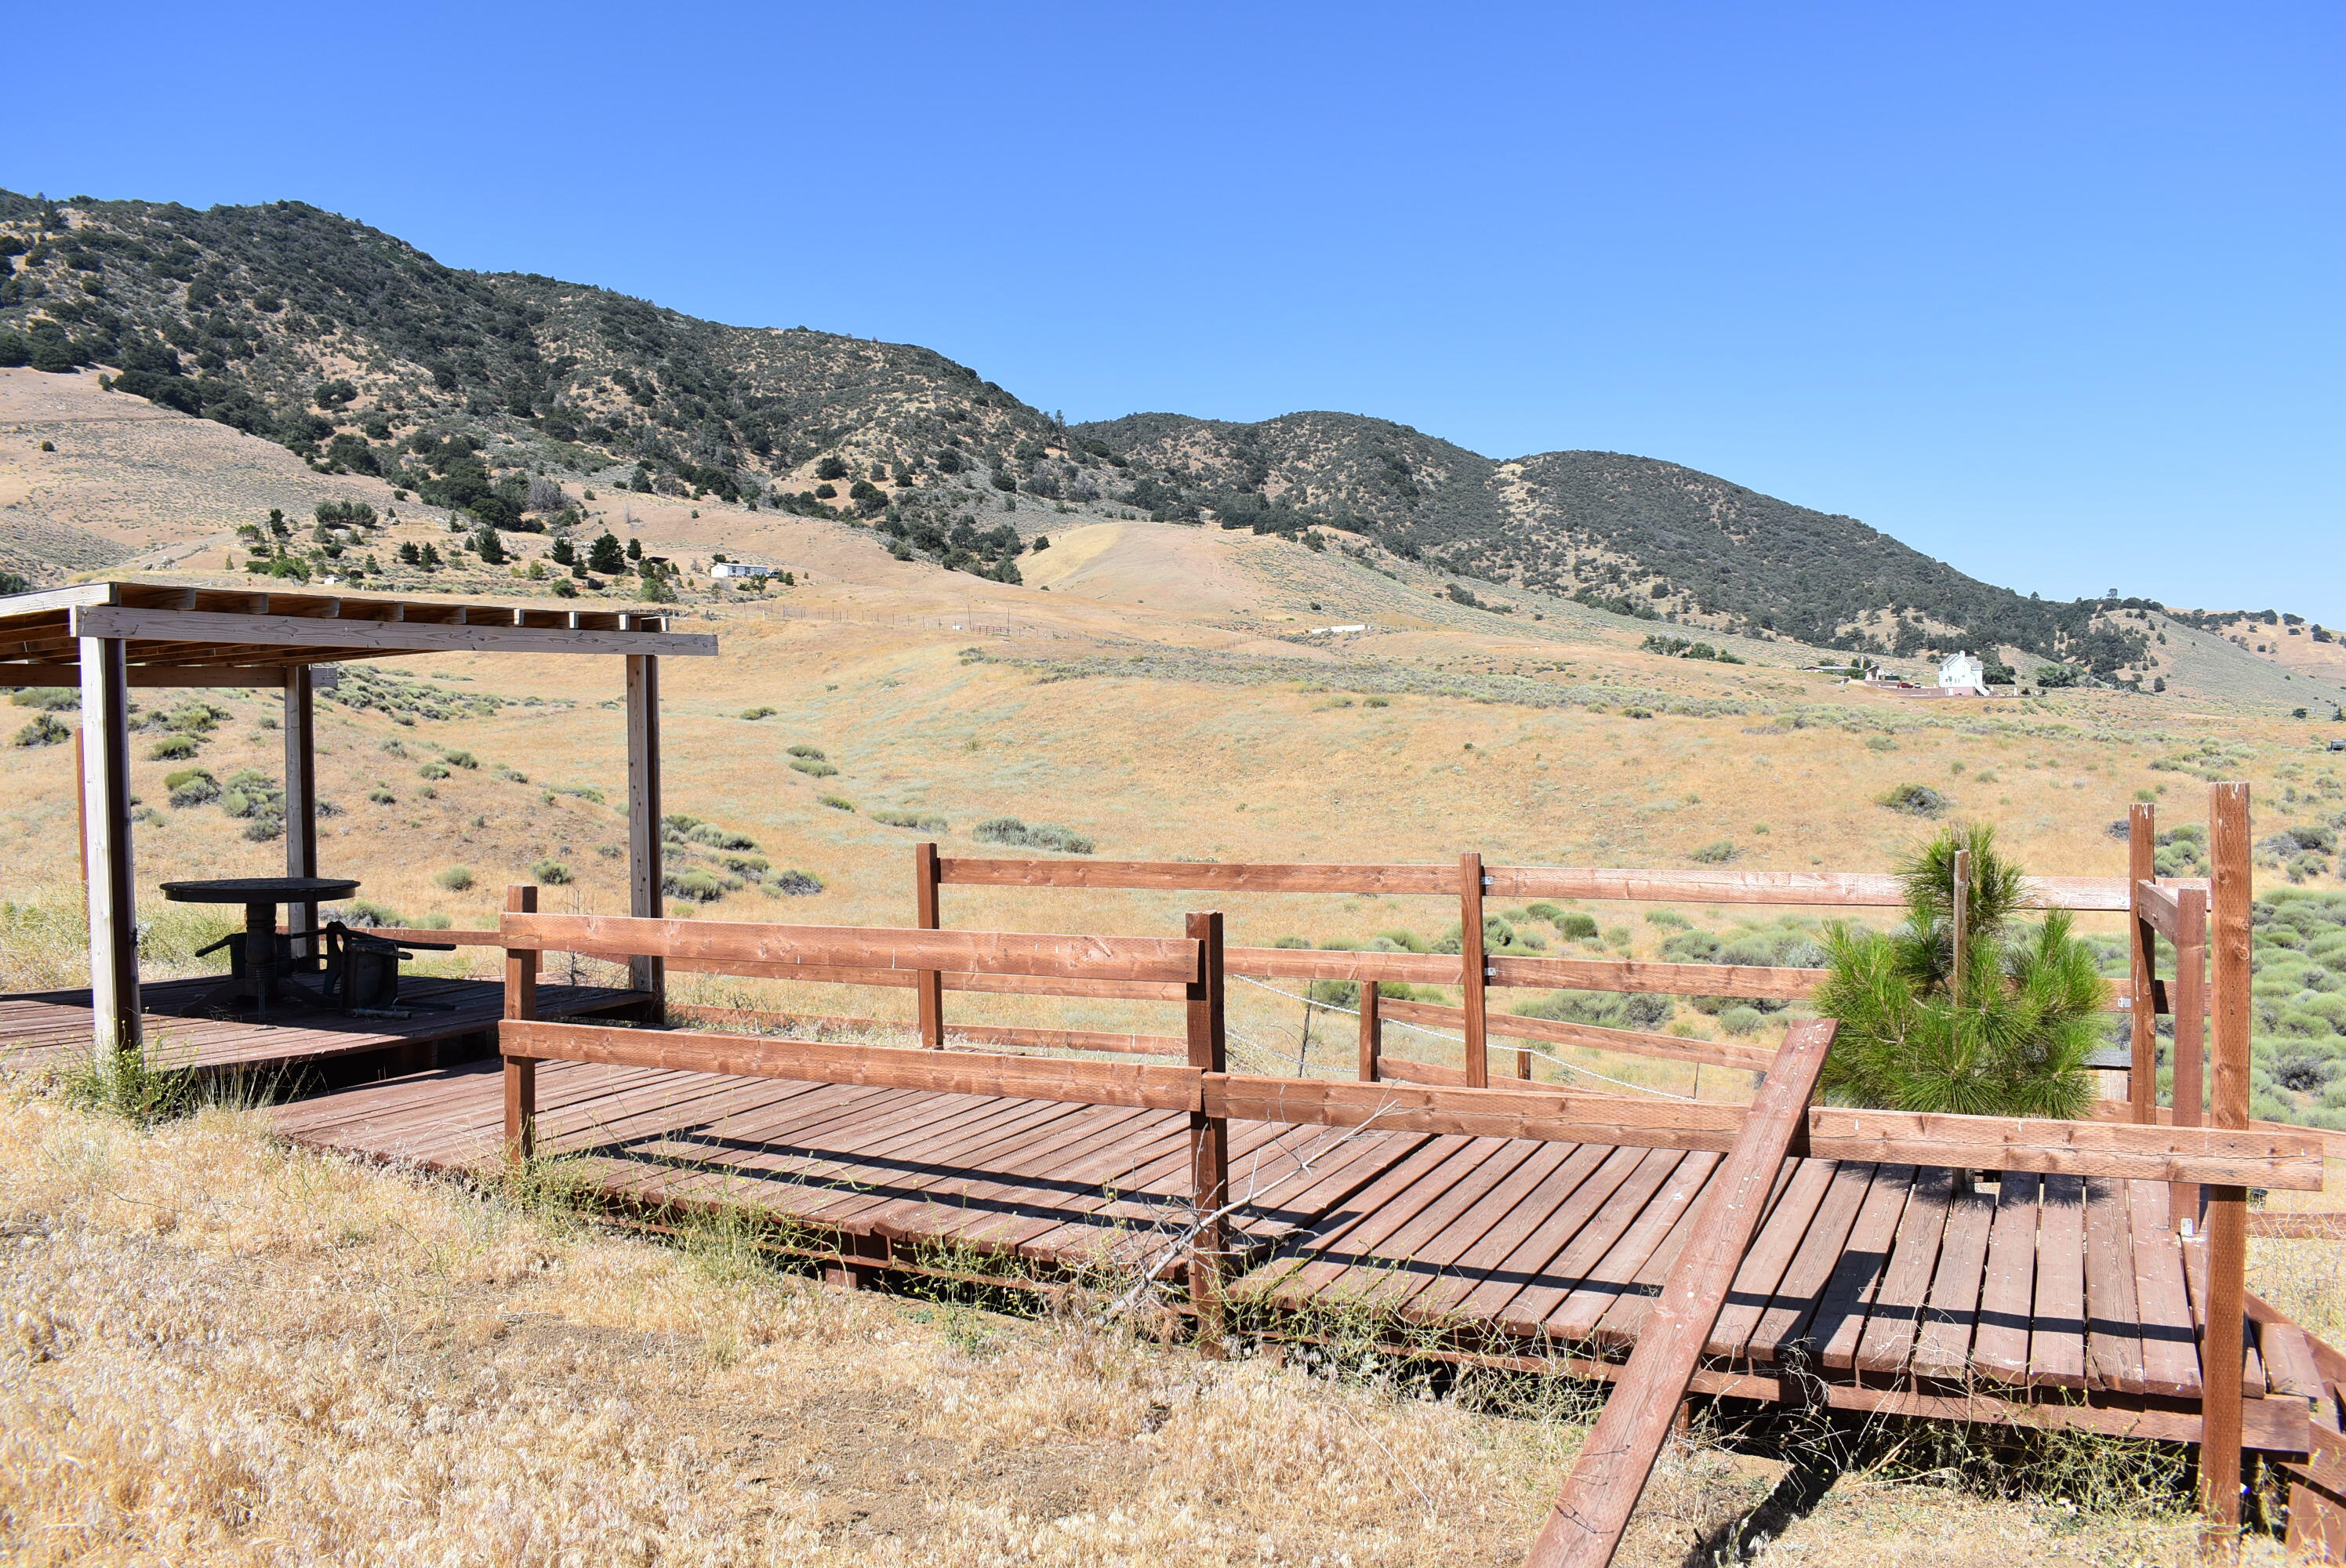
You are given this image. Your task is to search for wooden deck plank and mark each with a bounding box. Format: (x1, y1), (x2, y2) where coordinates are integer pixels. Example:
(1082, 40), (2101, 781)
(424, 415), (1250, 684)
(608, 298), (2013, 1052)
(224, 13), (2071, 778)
(2263, 1320), (2326, 1401)
(2084, 1176), (2148, 1394)
(2126, 1178), (2202, 1399)
(1597, 1159), (1797, 1350)
(1971, 1173), (2043, 1386)
(1850, 1165), (1956, 1376)
(2028, 1174), (2091, 1390)
(1325, 1138), (1554, 1312)
(1542, 1151), (1718, 1346)
(1491, 1147), (1689, 1341)
(1808, 1165), (1917, 1371)
(1912, 1174), (1997, 1381)
(1240, 1135), (1484, 1306)
(1434, 1144), (1648, 1329)
(1284, 1138), (1521, 1310)
(1396, 1142), (1608, 1327)
(1706, 1158), (1847, 1360)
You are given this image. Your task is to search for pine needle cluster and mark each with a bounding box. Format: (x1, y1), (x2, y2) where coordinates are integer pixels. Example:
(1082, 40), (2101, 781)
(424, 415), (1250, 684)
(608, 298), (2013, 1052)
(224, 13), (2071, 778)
(1814, 824), (2108, 1119)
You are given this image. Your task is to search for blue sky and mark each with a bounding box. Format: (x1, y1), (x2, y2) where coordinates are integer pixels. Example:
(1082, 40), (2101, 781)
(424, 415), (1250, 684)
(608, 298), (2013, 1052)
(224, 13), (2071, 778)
(14, 2), (2341, 621)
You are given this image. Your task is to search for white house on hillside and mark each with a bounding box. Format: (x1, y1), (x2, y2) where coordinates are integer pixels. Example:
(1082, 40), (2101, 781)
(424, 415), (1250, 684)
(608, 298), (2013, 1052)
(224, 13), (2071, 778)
(1937, 650), (1988, 695)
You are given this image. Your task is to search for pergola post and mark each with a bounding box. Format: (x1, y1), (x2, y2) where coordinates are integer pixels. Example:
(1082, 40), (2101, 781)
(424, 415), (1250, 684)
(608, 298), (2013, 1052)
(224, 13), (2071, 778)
(78, 634), (140, 1072)
(281, 666), (319, 962)
(624, 618), (664, 1007)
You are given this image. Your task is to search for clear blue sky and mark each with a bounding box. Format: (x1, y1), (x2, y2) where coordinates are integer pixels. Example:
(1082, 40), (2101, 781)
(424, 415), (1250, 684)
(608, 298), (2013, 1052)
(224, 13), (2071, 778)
(14, 2), (2341, 621)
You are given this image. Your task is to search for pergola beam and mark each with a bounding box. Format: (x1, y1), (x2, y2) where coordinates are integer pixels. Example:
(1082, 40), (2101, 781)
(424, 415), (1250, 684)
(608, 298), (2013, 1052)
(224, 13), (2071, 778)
(68, 604), (717, 659)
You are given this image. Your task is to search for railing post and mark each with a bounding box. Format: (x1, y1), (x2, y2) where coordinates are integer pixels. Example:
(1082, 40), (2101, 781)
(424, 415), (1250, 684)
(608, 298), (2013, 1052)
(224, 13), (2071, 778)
(1357, 978), (1382, 1081)
(914, 841), (945, 1047)
(1461, 851), (1488, 1087)
(2199, 782), (2252, 1543)
(2128, 803), (2159, 1124)
(2170, 887), (2207, 1232)
(1186, 909), (1229, 1354)
(503, 884), (539, 1166)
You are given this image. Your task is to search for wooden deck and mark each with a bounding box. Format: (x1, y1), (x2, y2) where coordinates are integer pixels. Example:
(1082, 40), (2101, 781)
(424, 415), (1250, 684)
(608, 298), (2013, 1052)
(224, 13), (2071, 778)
(269, 1058), (2327, 1444)
(0, 975), (648, 1077)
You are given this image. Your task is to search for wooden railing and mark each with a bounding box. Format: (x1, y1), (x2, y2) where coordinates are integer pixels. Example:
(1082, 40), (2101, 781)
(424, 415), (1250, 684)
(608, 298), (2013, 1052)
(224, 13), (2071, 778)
(917, 845), (2213, 1091)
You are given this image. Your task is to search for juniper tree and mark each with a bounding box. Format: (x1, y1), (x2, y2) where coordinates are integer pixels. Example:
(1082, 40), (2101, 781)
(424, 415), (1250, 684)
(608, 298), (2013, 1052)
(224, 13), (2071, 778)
(1814, 823), (2106, 1119)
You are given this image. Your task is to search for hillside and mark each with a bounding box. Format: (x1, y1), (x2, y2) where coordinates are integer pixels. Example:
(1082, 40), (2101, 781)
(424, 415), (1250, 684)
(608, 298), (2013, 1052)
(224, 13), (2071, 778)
(0, 185), (2277, 683)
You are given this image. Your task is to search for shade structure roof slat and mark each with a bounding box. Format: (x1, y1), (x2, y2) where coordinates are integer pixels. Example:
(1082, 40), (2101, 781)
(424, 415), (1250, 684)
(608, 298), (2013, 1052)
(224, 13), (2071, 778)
(0, 580), (714, 673)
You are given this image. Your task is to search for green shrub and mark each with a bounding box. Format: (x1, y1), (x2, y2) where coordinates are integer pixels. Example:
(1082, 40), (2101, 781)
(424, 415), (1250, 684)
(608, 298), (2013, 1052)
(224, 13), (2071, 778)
(1718, 1005), (1767, 1036)
(1557, 912), (1600, 939)
(434, 866), (475, 891)
(367, 786), (396, 805)
(492, 765), (528, 783)
(1878, 782), (1950, 817)
(1364, 696), (1389, 708)
(9, 687), (75, 711)
(663, 868), (724, 902)
(13, 712), (68, 747)
(441, 749), (479, 769)
(739, 706), (776, 720)
(147, 734), (199, 761)
(1690, 839), (1738, 864)
(768, 869), (824, 896)
(530, 859), (573, 885)
(973, 816), (1094, 855)
(687, 824), (758, 850)
(336, 900), (405, 928)
(418, 760), (451, 779)
(790, 758), (838, 778)
(1815, 824), (2103, 1117)
(873, 810), (949, 831)
(786, 743), (826, 759)
(819, 795), (855, 812)
(1644, 909), (1689, 929)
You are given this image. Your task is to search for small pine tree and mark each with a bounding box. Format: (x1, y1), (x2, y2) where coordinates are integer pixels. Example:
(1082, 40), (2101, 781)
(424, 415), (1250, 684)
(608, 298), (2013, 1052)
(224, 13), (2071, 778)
(587, 532), (626, 573)
(474, 525), (507, 564)
(1814, 824), (2107, 1119)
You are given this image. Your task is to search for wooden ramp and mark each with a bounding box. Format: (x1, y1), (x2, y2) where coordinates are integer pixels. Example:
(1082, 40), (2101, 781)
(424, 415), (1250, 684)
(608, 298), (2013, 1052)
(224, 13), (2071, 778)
(268, 1058), (2321, 1450)
(0, 976), (648, 1078)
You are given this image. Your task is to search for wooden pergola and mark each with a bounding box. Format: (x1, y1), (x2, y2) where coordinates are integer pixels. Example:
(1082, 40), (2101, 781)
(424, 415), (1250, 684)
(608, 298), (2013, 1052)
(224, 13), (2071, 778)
(0, 580), (717, 1059)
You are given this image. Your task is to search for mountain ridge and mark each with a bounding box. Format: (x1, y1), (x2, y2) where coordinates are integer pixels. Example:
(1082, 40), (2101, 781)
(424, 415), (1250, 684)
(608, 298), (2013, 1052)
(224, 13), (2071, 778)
(0, 184), (2301, 679)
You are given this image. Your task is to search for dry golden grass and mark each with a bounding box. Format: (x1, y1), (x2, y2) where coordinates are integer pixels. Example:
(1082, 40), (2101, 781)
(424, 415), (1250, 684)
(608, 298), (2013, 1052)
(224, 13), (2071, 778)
(0, 1087), (2284, 1567)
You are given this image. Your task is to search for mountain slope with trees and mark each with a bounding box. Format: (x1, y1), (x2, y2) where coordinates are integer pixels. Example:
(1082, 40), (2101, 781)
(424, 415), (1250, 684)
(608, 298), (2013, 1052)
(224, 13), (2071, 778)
(0, 185), (2167, 673)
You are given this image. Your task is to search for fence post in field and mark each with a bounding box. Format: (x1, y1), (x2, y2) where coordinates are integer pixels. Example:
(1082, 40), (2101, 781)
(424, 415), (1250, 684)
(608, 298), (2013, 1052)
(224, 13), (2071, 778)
(1186, 909), (1230, 1352)
(2199, 782), (2253, 1541)
(2128, 803), (2159, 1124)
(502, 883), (539, 1166)
(1462, 851), (1488, 1087)
(914, 841), (945, 1047)
(1357, 978), (1382, 1081)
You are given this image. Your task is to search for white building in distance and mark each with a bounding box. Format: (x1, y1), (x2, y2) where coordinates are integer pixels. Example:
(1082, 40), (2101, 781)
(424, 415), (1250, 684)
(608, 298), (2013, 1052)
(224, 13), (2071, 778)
(1937, 650), (1988, 695)
(710, 561), (784, 579)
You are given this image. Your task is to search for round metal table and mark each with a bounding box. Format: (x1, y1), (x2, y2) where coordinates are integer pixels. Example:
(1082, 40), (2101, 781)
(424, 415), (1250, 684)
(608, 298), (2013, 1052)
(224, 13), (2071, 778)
(162, 877), (361, 1014)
